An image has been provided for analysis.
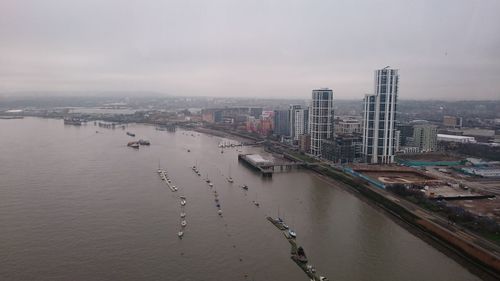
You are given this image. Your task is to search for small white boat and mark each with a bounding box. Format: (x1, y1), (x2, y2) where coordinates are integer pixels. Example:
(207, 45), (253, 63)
(227, 177), (234, 183)
(181, 220), (187, 227)
(217, 209), (223, 216)
(180, 200), (186, 206)
(209, 183), (213, 187)
(180, 212), (186, 218)
(178, 231), (184, 238)
(253, 201), (260, 207)
(288, 229), (296, 238)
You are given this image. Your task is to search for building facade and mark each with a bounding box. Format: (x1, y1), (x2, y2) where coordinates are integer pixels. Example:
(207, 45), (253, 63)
(298, 134), (311, 153)
(334, 117), (361, 135)
(362, 68), (399, 164)
(310, 89), (334, 156)
(413, 124), (438, 152)
(443, 116), (463, 128)
(289, 105), (309, 142)
(273, 109), (290, 137)
(321, 134), (362, 163)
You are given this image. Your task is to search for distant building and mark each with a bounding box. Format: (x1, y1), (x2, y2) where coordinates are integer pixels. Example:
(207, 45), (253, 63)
(298, 134), (311, 153)
(396, 122), (414, 146)
(201, 107), (261, 125)
(289, 105), (309, 142)
(443, 116), (462, 128)
(334, 116), (361, 135)
(398, 146), (420, 154)
(413, 124), (438, 152)
(321, 134), (362, 163)
(394, 130), (401, 152)
(362, 67), (399, 164)
(310, 89), (334, 156)
(320, 139), (336, 162)
(273, 109), (290, 137)
(437, 134), (476, 143)
(249, 107), (263, 118)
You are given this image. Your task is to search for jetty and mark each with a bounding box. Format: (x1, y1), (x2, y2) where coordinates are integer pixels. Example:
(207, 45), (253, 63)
(267, 217), (328, 281)
(266, 216), (287, 230)
(238, 154), (309, 177)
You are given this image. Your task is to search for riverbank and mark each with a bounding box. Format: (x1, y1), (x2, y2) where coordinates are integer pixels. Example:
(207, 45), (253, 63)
(310, 165), (500, 280)
(197, 125), (500, 280)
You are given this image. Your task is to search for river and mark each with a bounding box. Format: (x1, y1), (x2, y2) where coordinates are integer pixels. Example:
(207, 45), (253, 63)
(0, 117), (482, 281)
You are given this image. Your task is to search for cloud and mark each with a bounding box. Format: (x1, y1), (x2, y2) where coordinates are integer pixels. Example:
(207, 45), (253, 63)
(0, 0), (499, 99)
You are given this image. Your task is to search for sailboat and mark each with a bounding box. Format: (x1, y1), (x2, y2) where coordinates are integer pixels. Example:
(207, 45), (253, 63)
(157, 160), (163, 174)
(288, 215), (297, 238)
(252, 193), (260, 207)
(227, 165), (234, 183)
(178, 209), (185, 238)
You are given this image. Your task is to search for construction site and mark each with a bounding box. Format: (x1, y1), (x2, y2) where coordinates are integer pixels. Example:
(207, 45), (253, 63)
(349, 163), (499, 222)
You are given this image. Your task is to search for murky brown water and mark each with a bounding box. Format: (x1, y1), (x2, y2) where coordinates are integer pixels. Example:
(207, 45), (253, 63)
(0, 118), (482, 281)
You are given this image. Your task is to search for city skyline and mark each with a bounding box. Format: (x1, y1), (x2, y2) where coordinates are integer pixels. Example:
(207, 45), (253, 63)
(1, 0), (499, 100)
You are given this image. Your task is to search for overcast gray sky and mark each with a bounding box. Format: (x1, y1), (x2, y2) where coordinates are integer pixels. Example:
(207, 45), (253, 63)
(1, 0), (499, 99)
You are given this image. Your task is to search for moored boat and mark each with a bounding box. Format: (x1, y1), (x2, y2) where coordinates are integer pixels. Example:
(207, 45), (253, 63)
(127, 141), (139, 148)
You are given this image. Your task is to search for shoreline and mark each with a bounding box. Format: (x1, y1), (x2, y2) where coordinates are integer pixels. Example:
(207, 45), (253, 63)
(194, 125), (500, 280)
(21, 116), (500, 279)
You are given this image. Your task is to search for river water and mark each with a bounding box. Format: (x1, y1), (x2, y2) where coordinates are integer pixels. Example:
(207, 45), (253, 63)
(0, 118), (481, 281)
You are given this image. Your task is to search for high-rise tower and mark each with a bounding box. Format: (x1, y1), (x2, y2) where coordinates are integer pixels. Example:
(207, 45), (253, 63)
(289, 105), (309, 141)
(309, 89), (334, 156)
(362, 67), (399, 164)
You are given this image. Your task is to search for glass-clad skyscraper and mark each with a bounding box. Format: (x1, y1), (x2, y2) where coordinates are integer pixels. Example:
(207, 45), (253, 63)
(310, 89), (334, 156)
(362, 68), (399, 164)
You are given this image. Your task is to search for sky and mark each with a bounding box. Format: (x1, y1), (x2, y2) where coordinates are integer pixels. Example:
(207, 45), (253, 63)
(0, 0), (499, 100)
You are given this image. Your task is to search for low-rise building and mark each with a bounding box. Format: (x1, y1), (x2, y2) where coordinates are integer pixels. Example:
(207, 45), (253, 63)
(298, 134), (311, 152)
(437, 134), (476, 143)
(321, 134), (362, 163)
(334, 116), (361, 135)
(413, 124), (438, 152)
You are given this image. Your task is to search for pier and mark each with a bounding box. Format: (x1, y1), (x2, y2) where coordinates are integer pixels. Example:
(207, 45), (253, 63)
(238, 154), (306, 177)
(266, 217), (328, 281)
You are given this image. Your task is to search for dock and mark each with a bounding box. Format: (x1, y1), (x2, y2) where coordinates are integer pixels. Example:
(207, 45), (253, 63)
(267, 217), (328, 281)
(238, 154), (306, 177)
(266, 216), (287, 230)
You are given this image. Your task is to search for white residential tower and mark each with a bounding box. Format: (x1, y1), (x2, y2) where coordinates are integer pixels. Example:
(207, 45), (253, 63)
(362, 67), (399, 164)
